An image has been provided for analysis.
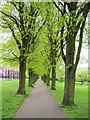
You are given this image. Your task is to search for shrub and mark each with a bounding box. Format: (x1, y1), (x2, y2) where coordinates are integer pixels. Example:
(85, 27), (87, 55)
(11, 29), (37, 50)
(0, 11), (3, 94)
(76, 70), (88, 85)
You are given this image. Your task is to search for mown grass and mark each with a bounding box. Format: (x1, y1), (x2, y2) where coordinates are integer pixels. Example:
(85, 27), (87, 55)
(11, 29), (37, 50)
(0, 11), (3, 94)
(1, 80), (33, 118)
(48, 81), (88, 119)
(0, 81), (2, 120)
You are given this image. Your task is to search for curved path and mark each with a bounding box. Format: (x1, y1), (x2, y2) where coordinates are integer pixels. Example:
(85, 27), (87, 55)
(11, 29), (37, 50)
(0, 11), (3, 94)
(14, 80), (67, 118)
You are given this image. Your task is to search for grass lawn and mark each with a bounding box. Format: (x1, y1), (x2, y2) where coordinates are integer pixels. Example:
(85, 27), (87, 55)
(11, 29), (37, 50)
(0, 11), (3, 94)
(48, 81), (88, 119)
(0, 81), (2, 120)
(1, 79), (33, 118)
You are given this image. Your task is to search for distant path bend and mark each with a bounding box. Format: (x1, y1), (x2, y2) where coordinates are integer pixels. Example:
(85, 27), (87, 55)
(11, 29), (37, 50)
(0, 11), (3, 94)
(14, 80), (67, 118)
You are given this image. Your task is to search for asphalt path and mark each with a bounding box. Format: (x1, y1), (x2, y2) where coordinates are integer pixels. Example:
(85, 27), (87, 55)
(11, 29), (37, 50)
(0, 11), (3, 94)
(14, 80), (67, 118)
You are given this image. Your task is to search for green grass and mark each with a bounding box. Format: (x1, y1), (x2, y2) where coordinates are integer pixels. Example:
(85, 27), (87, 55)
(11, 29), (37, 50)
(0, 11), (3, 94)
(1, 80), (33, 118)
(0, 81), (2, 120)
(48, 81), (88, 118)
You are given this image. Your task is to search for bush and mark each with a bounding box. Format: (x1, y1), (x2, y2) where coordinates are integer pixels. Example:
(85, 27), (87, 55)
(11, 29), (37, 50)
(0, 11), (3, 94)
(56, 68), (65, 82)
(76, 70), (88, 85)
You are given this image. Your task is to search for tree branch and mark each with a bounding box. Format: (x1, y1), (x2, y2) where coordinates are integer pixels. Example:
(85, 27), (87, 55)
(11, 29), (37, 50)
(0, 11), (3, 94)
(10, 2), (19, 11)
(75, 20), (86, 70)
(60, 2), (66, 63)
(75, 2), (90, 36)
(12, 52), (19, 59)
(5, 20), (21, 50)
(33, 20), (46, 41)
(2, 57), (19, 62)
(0, 11), (21, 32)
(75, 2), (90, 69)
(52, 0), (63, 15)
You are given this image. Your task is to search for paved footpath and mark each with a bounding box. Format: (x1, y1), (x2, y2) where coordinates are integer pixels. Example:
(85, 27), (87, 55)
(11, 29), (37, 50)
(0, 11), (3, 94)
(14, 80), (67, 118)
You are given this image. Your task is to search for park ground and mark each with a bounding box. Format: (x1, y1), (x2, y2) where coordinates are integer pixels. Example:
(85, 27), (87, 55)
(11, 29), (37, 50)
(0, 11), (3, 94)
(0, 78), (88, 119)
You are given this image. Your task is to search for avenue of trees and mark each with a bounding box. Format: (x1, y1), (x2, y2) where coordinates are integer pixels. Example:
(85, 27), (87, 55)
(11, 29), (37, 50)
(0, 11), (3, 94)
(0, 1), (90, 106)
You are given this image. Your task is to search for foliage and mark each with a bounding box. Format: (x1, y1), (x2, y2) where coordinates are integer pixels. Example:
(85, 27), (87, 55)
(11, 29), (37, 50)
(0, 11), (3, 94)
(56, 58), (65, 82)
(0, 0), (89, 106)
(0, 1), (47, 69)
(0, 37), (19, 68)
(1, 80), (33, 118)
(76, 70), (88, 84)
(27, 29), (50, 76)
(0, 1), (48, 94)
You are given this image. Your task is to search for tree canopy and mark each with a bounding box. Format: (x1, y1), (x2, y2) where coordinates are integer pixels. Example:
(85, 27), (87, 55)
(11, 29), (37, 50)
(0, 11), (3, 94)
(0, 1), (89, 105)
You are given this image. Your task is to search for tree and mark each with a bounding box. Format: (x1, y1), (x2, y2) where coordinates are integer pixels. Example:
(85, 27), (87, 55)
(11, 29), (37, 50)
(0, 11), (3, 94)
(53, 1), (90, 105)
(26, 3), (46, 86)
(0, 2), (42, 94)
(46, 3), (61, 90)
(27, 27), (50, 79)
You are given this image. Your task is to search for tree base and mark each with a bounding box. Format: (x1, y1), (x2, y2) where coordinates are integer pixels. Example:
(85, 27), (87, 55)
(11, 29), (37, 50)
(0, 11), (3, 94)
(16, 89), (26, 95)
(51, 87), (56, 90)
(28, 84), (34, 87)
(33, 82), (35, 84)
(62, 100), (77, 106)
(47, 83), (50, 86)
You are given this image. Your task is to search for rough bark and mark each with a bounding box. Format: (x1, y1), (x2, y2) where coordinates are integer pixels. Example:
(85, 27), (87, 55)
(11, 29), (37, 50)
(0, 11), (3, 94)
(62, 33), (76, 105)
(47, 69), (51, 86)
(17, 55), (26, 94)
(42, 74), (47, 83)
(28, 68), (38, 86)
(32, 73), (38, 84)
(51, 47), (56, 90)
(62, 66), (76, 105)
(28, 68), (34, 87)
(51, 65), (56, 90)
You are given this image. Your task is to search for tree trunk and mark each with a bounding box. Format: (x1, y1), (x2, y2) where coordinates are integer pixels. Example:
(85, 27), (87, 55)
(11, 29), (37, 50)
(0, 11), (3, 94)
(51, 65), (56, 90)
(51, 51), (56, 90)
(62, 67), (76, 105)
(47, 69), (50, 86)
(28, 68), (38, 86)
(16, 56), (26, 94)
(51, 46), (56, 90)
(42, 74), (47, 83)
(62, 33), (76, 105)
(28, 68), (33, 87)
(33, 73), (38, 83)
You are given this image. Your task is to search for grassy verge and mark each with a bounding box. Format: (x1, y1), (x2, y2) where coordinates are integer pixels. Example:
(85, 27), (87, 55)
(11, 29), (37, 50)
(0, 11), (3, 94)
(48, 81), (88, 118)
(1, 80), (33, 118)
(0, 81), (2, 120)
